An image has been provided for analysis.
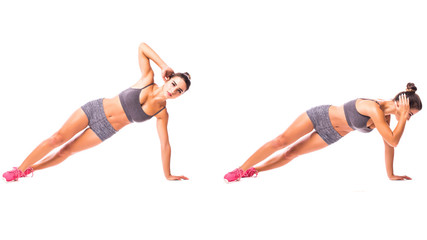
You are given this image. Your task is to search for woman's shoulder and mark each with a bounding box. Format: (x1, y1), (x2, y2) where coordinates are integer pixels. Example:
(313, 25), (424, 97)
(155, 106), (169, 120)
(130, 77), (155, 89)
(357, 98), (383, 116)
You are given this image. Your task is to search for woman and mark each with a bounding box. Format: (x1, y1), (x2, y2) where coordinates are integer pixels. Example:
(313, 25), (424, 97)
(3, 42), (191, 182)
(224, 83), (422, 182)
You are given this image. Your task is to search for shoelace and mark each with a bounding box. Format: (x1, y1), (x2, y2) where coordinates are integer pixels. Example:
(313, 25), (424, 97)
(25, 168), (34, 178)
(244, 168), (258, 177)
(232, 168), (243, 177)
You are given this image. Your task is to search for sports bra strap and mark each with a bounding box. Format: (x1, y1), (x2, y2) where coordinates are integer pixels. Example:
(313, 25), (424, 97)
(140, 83), (154, 90)
(140, 83), (164, 117)
(361, 98), (380, 106)
(152, 107), (166, 116)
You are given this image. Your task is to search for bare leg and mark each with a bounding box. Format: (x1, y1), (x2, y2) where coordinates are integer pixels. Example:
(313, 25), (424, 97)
(18, 108), (89, 172)
(239, 113), (314, 171)
(255, 131), (328, 172)
(31, 128), (102, 171)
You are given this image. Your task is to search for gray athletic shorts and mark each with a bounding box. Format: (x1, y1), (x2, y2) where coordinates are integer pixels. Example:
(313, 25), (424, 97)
(81, 98), (117, 141)
(306, 105), (342, 145)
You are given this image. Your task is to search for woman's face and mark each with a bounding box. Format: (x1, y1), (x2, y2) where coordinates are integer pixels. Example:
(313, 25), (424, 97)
(163, 77), (187, 99)
(395, 108), (420, 121)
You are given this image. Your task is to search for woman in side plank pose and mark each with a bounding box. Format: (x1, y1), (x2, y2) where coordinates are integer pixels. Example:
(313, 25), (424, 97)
(3, 42), (191, 182)
(224, 83), (422, 182)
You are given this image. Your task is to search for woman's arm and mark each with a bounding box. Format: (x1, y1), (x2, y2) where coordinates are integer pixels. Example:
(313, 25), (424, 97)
(383, 117), (412, 180)
(368, 95), (410, 147)
(138, 42), (174, 83)
(156, 110), (188, 181)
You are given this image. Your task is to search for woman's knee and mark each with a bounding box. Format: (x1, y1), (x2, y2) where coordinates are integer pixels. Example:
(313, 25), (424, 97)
(57, 144), (74, 158)
(281, 147), (299, 161)
(270, 134), (290, 150)
(46, 131), (68, 148)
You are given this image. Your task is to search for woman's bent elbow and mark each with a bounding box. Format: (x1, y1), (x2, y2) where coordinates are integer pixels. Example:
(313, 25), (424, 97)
(139, 42), (148, 49)
(385, 140), (398, 148)
(161, 143), (171, 152)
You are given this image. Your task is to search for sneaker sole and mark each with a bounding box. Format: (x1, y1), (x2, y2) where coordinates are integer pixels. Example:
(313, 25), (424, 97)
(224, 178), (241, 184)
(3, 177), (19, 182)
(242, 174), (258, 179)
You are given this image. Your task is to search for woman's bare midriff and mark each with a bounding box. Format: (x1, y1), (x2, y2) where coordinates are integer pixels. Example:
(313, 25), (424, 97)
(102, 96), (131, 131)
(328, 105), (353, 137)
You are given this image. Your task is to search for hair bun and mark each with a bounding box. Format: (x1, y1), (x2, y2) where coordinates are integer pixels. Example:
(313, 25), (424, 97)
(406, 82), (417, 92)
(183, 72), (191, 80)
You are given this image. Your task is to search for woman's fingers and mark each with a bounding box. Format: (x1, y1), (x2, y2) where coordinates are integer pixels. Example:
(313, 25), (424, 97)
(177, 175), (189, 180)
(167, 175), (189, 181)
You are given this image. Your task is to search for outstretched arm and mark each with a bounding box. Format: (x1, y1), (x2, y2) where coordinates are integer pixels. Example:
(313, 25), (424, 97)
(384, 140), (412, 180)
(383, 117), (412, 180)
(138, 42), (174, 84)
(156, 110), (188, 181)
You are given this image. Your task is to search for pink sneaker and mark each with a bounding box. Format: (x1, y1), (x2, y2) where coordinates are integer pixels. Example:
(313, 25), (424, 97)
(3, 167), (26, 182)
(224, 168), (244, 183)
(242, 167), (258, 178)
(24, 167), (34, 178)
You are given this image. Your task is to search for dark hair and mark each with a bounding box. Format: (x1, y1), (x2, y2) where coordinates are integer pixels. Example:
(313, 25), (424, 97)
(393, 82), (422, 110)
(171, 72), (191, 91)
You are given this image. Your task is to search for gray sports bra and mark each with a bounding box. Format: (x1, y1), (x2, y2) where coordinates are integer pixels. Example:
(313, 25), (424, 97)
(343, 98), (380, 133)
(119, 83), (165, 123)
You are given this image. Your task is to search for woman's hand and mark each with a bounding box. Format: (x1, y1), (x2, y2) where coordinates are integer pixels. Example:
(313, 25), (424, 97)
(396, 94), (410, 119)
(162, 66), (174, 81)
(166, 175), (189, 181)
(389, 175), (412, 180)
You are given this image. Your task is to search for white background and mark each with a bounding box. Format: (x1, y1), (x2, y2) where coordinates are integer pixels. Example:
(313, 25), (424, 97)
(1, 0), (426, 239)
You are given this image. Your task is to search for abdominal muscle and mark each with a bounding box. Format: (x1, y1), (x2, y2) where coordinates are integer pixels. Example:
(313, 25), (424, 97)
(102, 96), (131, 131)
(328, 105), (354, 137)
